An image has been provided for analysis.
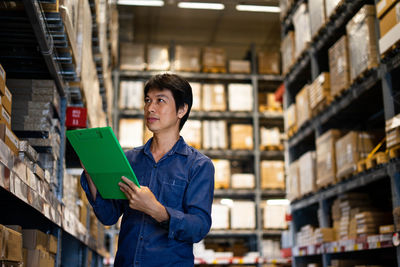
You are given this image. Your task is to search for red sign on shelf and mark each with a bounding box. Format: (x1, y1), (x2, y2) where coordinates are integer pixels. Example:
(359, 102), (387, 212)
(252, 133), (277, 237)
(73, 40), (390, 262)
(66, 107), (87, 128)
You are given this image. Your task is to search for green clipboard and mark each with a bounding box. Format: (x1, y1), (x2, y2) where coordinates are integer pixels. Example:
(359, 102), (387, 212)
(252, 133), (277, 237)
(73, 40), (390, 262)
(66, 126), (140, 199)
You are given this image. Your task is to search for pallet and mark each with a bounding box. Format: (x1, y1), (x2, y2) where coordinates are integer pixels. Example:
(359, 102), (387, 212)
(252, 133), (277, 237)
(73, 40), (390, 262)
(389, 144), (400, 159)
(259, 105), (283, 113)
(357, 152), (389, 172)
(337, 168), (357, 182)
(260, 144), (284, 151)
(350, 65), (378, 85)
(316, 179), (336, 190)
(331, 86), (350, 101)
(202, 66), (227, 73)
(381, 37), (400, 61)
(326, 0), (346, 20)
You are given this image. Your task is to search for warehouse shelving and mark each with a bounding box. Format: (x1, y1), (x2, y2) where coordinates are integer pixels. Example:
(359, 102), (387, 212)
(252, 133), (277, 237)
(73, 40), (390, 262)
(282, 0), (400, 266)
(0, 1), (113, 266)
(112, 44), (287, 266)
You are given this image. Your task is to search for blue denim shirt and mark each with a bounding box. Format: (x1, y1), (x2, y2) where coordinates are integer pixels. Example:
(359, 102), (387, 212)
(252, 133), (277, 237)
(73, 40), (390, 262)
(81, 137), (215, 267)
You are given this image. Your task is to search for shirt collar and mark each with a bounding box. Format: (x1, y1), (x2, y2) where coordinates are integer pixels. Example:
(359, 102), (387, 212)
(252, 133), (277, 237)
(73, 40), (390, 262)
(143, 136), (190, 158)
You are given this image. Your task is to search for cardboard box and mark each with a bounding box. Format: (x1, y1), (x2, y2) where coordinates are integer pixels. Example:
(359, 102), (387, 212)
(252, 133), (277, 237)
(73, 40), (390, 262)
(258, 92), (282, 111)
(119, 119), (143, 148)
(231, 173), (255, 189)
(309, 0), (326, 38)
(293, 3), (311, 58)
(299, 151), (317, 195)
(22, 229), (48, 251)
(2, 86), (12, 115)
(174, 45), (201, 72)
(281, 31), (295, 74)
(229, 60), (251, 74)
(379, 224), (395, 234)
(325, 0), (343, 18)
(284, 103), (296, 132)
(47, 234), (58, 254)
(260, 127), (281, 147)
(212, 159), (230, 189)
(308, 72), (331, 114)
(379, 18), (400, 55)
(379, 2), (400, 37)
(180, 120), (202, 149)
(119, 43), (145, 70)
(202, 47), (226, 69)
(376, 0), (399, 18)
(0, 64), (5, 95)
(147, 44), (170, 71)
(230, 124), (253, 150)
(25, 248), (54, 267)
(190, 82), (202, 111)
(228, 83), (253, 111)
(347, 5), (379, 82)
(4, 226), (23, 262)
(287, 160), (300, 201)
(258, 51), (280, 75)
(202, 120), (227, 150)
(296, 84), (311, 128)
(202, 84), (226, 111)
(0, 106), (11, 129)
(231, 201), (255, 229)
(386, 113), (400, 148)
(261, 160), (284, 189)
(316, 129), (343, 188)
(118, 81), (144, 110)
(0, 123), (19, 156)
(263, 204), (288, 229)
(211, 203), (230, 229)
(329, 35), (350, 98)
(315, 227), (336, 243)
(335, 131), (377, 179)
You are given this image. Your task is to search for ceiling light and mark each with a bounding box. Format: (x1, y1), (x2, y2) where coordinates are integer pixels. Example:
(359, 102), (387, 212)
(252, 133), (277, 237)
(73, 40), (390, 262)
(117, 0), (164, 6)
(178, 2), (224, 10)
(236, 4), (280, 13)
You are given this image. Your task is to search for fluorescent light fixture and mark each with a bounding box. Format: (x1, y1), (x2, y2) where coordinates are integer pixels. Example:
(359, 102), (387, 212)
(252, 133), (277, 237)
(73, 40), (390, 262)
(118, 0), (164, 6)
(266, 199), (290, 205)
(236, 4), (280, 13)
(220, 198), (234, 206)
(178, 2), (224, 10)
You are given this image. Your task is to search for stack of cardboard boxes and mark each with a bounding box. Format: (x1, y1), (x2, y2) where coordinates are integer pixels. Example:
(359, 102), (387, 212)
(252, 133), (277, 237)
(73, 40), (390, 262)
(377, 0), (400, 56)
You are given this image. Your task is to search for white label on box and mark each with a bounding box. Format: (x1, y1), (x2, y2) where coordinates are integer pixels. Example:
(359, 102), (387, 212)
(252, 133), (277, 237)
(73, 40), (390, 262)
(2, 107), (10, 125)
(5, 127), (18, 149)
(4, 86), (11, 102)
(377, 0), (387, 14)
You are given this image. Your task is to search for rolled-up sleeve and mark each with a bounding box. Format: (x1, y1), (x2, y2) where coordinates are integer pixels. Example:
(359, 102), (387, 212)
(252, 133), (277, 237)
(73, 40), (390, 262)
(165, 158), (215, 243)
(80, 172), (124, 226)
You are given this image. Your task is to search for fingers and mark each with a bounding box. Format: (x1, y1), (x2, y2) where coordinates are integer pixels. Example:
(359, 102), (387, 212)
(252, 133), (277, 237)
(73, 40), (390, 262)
(121, 176), (139, 191)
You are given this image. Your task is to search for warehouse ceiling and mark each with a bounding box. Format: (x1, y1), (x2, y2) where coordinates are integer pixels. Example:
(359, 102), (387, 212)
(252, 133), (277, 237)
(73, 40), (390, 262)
(117, 0), (281, 60)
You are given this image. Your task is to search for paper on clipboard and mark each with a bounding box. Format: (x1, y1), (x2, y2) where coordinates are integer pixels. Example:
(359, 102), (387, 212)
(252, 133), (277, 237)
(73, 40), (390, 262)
(66, 126), (140, 199)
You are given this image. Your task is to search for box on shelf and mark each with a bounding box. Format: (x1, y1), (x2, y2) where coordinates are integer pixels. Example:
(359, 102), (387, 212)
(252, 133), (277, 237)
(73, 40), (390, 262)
(22, 229), (48, 251)
(0, 106), (11, 130)
(258, 51), (280, 75)
(2, 86), (12, 115)
(202, 120), (227, 150)
(4, 226), (23, 262)
(379, 3), (400, 37)
(263, 203), (288, 229)
(296, 84), (311, 129)
(316, 129), (343, 188)
(376, 0), (399, 19)
(190, 82), (202, 111)
(119, 118), (143, 149)
(119, 81), (144, 110)
(212, 159), (230, 189)
(308, 72), (331, 116)
(230, 201), (255, 229)
(25, 248), (54, 267)
(380, 20), (400, 56)
(228, 60), (251, 74)
(0, 123), (19, 156)
(379, 224), (395, 234)
(260, 127), (281, 148)
(174, 45), (201, 72)
(325, 0), (344, 18)
(230, 124), (253, 150)
(281, 31), (295, 74)
(258, 92), (282, 112)
(286, 160), (300, 201)
(180, 120), (202, 149)
(335, 131), (377, 179)
(231, 173), (255, 189)
(202, 84), (226, 111)
(308, 0), (327, 38)
(261, 160), (284, 189)
(0, 64), (5, 95)
(315, 227), (336, 243)
(346, 5), (379, 83)
(293, 3), (311, 59)
(202, 47), (226, 72)
(329, 35), (350, 98)
(284, 103), (297, 134)
(119, 43), (146, 71)
(228, 83), (253, 111)
(298, 151), (316, 195)
(211, 202), (230, 229)
(147, 44), (170, 71)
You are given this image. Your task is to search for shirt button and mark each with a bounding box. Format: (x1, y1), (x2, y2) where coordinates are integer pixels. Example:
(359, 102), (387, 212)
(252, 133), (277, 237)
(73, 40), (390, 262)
(153, 165), (157, 168)
(140, 236), (143, 240)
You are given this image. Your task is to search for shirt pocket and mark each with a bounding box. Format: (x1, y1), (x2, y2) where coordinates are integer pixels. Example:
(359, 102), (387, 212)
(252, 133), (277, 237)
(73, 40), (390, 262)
(159, 175), (187, 209)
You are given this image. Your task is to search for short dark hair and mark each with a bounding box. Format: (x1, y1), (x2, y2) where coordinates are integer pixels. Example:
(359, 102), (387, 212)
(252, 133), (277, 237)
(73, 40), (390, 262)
(144, 73), (193, 130)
